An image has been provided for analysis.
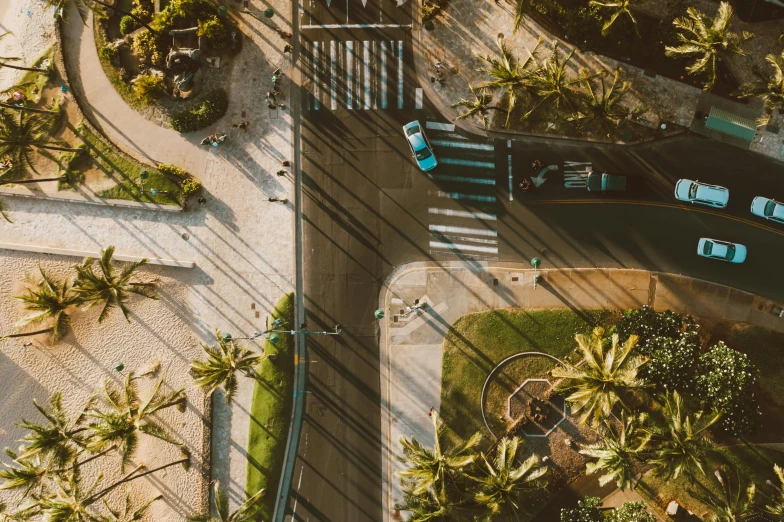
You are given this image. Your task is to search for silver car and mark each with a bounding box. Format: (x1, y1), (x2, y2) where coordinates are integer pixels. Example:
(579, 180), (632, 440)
(697, 238), (747, 264)
(751, 196), (784, 224)
(674, 179), (729, 208)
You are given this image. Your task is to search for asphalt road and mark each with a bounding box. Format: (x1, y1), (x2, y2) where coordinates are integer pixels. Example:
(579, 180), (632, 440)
(286, 0), (784, 518)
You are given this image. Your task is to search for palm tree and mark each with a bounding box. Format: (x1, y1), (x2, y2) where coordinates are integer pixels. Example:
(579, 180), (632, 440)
(0, 199), (10, 224)
(691, 467), (755, 522)
(589, 0), (640, 37)
(521, 42), (602, 121)
(470, 436), (547, 520)
(733, 50), (784, 126)
(477, 37), (543, 127)
(85, 372), (185, 468)
(45, 0), (158, 34)
(552, 326), (647, 427)
(0, 33), (52, 73)
(73, 246), (158, 323)
(15, 393), (92, 465)
(190, 330), (266, 404)
(100, 490), (161, 522)
(451, 86), (506, 130)
(394, 481), (449, 522)
(186, 482), (266, 522)
(665, 2), (753, 91)
(647, 391), (720, 481)
(14, 266), (81, 343)
(513, 0), (531, 35)
(0, 110), (82, 176)
(570, 68), (632, 139)
(761, 464), (784, 517)
(397, 411), (482, 505)
(579, 412), (650, 491)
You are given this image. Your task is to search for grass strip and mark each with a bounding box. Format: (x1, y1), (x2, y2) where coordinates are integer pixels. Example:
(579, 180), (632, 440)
(245, 293), (295, 520)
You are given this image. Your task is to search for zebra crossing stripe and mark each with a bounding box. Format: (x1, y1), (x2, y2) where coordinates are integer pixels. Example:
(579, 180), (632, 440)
(397, 40), (404, 109)
(431, 232), (498, 245)
(372, 41), (378, 109)
(312, 41), (320, 110)
(380, 41), (388, 109)
(425, 122), (455, 131)
(431, 140), (494, 151)
(428, 224), (498, 237)
(346, 41), (354, 109)
(429, 191), (496, 202)
(363, 41), (371, 110)
(330, 41), (337, 111)
(429, 241), (499, 254)
(428, 208), (497, 220)
(439, 158), (495, 169)
(429, 174), (495, 186)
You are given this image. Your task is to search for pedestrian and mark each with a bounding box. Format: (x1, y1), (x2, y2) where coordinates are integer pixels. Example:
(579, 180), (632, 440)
(198, 196), (206, 205)
(284, 44), (292, 53)
(238, 120), (249, 131)
(428, 407), (435, 417)
(282, 160), (291, 167)
(22, 341), (33, 350)
(276, 170), (287, 176)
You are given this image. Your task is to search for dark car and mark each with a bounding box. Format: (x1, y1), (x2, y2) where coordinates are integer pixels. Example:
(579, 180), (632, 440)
(587, 172), (627, 192)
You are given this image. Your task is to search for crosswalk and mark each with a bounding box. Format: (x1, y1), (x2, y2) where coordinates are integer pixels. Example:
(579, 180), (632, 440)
(424, 122), (501, 261)
(302, 39), (405, 111)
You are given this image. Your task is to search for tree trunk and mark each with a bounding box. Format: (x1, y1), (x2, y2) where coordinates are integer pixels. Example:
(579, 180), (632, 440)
(84, 458), (189, 506)
(90, 0), (158, 35)
(2, 327), (53, 338)
(0, 177), (66, 186)
(34, 144), (84, 152)
(0, 102), (59, 115)
(0, 61), (49, 73)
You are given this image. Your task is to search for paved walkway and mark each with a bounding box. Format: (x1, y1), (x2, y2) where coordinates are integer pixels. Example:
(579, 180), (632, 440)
(0, 0), (296, 511)
(379, 262), (784, 521)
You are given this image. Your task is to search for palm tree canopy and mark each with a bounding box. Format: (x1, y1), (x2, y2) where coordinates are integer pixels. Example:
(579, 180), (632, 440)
(570, 68), (632, 138)
(451, 85), (506, 130)
(589, 0), (640, 37)
(73, 246), (158, 323)
(691, 467), (755, 522)
(579, 412), (650, 490)
(14, 266), (81, 342)
(190, 330), (265, 403)
(16, 392), (91, 465)
(552, 326), (647, 427)
(733, 50), (784, 125)
(647, 391), (720, 481)
(664, 2), (752, 90)
(186, 481), (265, 522)
(0, 109), (67, 177)
(762, 464), (784, 516)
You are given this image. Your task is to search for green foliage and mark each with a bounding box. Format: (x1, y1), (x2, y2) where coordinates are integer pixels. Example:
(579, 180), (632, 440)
(639, 336), (700, 393)
(198, 16), (229, 51)
(562, 498), (656, 522)
(98, 45), (118, 62)
(119, 15), (138, 35)
(615, 305), (699, 350)
(695, 342), (761, 437)
(132, 30), (165, 67)
(130, 0), (154, 22)
(181, 177), (201, 198)
(158, 163), (189, 179)
(132, 73), (165, 102)
(421, 0), (449, 21)
(604, 501), (656, 522)
(170, 88), (229, 133)
(561, 496), (602, 522)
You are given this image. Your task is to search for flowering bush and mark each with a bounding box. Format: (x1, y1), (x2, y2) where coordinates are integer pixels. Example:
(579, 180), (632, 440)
(561, 497), (655, 522)
(615, 306), (699, 353)
(170, 89), (229, 133)
(695, 342), (761, 437)
(639, 335), (699, 392)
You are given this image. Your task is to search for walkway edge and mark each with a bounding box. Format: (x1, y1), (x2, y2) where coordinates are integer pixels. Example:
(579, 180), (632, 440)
(0, 187), (183, 213)
(0, 242), (195, 268)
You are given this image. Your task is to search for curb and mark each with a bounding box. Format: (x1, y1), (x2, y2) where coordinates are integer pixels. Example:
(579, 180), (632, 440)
(0, 242), (196, 268)
(0, 187), (183, 213)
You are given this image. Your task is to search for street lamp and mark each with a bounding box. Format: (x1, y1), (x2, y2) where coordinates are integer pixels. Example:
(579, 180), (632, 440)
(531, 257), (541, 289)
(139, 170), (149, 193)
(374, 309), (385, 319)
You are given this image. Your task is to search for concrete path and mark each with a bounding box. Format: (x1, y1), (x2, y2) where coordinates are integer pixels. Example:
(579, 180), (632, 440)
(0, 0), (297, 511)
(379, 262), (784, 521)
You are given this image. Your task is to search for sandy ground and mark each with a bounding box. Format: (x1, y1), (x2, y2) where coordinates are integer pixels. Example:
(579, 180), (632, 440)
(0, 0), (56, 93)
(0, 250), (205, 520)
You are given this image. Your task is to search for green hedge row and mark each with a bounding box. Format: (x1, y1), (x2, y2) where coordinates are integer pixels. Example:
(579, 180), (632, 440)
(169, 88), (228, 133)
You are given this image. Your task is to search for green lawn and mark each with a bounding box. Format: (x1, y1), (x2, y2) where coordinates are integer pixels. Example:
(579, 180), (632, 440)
(440, 309), (614, 446)
(73, 123), (182, 205)
(15, 44), (55, 102)
(245, 293), (295, 520)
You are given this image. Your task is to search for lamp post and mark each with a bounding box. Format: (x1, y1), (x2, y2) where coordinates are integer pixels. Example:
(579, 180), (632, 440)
(531, 257), (541, 289)
(139, 170), (149, 193)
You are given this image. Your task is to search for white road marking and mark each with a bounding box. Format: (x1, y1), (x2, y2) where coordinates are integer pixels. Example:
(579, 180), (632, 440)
(301, 23), (413, 29)
(346, 41), (354, 109)
(431, 234), (499, 245)
(508, 154), (513, 202)
(429, 174), (495, 185)
(428, 224), (498, 237)
(425, 122), (455, 131)
(431, 140), (493, 150)
(372, 41), (378, 109)
(439, 158), (495, 169)
(363, 41), (371, 109)
(428, 208), (497, 220)
(292, 465), (305, 516)
(415, 87), (423, 109)
(312, 41), (320, 110)
(380, 41), (388, 109)
(429, 191), (496, 202)
(430, 241), (499, 254)
(397, 40), (404, 109)
(330, 40), (337, 110)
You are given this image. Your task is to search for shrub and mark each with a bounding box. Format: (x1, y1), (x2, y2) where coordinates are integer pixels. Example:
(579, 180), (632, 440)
(561, 496), (602, 522)
(119, 15), (138, 35)
(98, 45), (118, 62)
(615, 306), (699, 353)
(132, 73), (165, 102)
(562, 498), (656, 522)
(695, 341), (761, 437)
(132, 30), (164, 67)
(639, 336), (699, 393)
(170, 89), (229, 133)
(181, 178), (201, 198)
(604, 502), (656, 522)
(130, 0), (154, 22)
(198, 16), (229, 51)
(158, 164), (189, 179)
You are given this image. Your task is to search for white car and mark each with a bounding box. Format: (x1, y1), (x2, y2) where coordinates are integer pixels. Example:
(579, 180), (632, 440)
(697, 238), (747, 264)
(750, 196), (784, 224)
(403, 121), (437, 172)
(674, 179), (729, 208)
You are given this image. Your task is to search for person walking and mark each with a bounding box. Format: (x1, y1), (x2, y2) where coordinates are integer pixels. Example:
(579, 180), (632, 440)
(284, 44), (293, 53)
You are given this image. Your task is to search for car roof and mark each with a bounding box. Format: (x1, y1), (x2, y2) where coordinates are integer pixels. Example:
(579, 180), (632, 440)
(710, 242), (730, 258)
(695, 184), (729, 203)
(408, 134), (427, 151)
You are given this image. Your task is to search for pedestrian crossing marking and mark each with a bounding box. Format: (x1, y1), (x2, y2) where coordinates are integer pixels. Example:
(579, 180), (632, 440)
(429, 191), (496, 202)
(428, 208), (497, 220)
(330, 41), (337, 111)
(428, 174), (495, 186)
(439, 158), (495, 169)
(431, 140), (494, 151)
(426, 122), (455, 131)
(429, 241), (499, 254)
(346, 41), (354, 109)
(428, 225), (497, 237)
(432, 234), (499, 245)
(312, 41), (320, 110)
(397, 40), (404, 109)
(363, 41), (371, 109)
(380, 41), (388, 109)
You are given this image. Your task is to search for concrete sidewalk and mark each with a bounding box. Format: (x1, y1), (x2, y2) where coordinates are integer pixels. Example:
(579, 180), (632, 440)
(379, 262), (784, 521)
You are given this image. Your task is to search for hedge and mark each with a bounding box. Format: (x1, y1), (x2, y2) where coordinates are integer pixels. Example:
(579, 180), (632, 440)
(169, 88), (229, 133)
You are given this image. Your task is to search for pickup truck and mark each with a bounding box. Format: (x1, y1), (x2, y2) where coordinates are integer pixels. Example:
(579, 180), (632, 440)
(587, 172), (627, 192)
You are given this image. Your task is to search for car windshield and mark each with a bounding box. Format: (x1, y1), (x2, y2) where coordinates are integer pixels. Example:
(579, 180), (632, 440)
(415, 147), (433, 160)
(688, 183), (698, 199)
(703, 242), (713, 256)
(726, 244), (736, 260)
(405, 125), (420, 136)
(765, 200), (776, 217)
